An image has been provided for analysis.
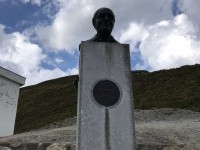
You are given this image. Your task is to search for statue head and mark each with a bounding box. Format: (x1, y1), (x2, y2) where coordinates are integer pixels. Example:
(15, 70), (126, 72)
(92, 8), (115, 37)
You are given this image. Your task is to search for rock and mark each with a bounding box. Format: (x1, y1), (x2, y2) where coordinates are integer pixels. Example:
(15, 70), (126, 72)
(0, 146), (11, 150)
(162, 145), (185, 150)
(137, 144), (185, 150)
(46, 143), (75, 150)
(9, 143), (21, 148)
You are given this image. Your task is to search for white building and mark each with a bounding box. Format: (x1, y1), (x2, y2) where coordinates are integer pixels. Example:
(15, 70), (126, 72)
(0, 66), (25, 137)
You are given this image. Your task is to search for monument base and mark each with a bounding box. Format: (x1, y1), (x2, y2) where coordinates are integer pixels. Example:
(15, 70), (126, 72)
(76, 42), (136, 150)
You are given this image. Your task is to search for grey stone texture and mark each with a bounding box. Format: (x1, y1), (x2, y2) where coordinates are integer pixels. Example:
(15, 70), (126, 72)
(0, 66), (25, 137)
(0, 146), (11, 150)
(77, 42), (136, 150)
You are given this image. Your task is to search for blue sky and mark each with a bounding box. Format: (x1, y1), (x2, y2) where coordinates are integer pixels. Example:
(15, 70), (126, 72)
(0, 0), (200, 86)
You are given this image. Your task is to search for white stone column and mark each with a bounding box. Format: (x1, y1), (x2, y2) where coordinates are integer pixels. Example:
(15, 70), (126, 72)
(0, 67), (25, 137)
(76, 42), (136, 150)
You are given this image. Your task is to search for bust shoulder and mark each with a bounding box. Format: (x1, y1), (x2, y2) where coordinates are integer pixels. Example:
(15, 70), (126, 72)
(85, 34), (119, 43)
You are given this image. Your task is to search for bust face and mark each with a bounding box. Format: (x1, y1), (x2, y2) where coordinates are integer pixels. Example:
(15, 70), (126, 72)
(94, 10), (115, 36)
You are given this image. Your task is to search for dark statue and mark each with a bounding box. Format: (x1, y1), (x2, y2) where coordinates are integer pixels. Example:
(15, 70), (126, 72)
(76, 8), (118, 87)
(86, 7), (119, 43)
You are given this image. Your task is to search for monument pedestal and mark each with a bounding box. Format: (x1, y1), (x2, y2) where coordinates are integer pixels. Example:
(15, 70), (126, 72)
(76, 42), (136, 150)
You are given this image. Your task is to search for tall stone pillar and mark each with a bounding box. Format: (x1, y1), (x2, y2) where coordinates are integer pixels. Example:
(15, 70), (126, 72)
(76, 42), (136, 150)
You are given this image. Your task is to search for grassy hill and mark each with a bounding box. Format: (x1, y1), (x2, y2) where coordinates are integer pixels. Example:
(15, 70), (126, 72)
(14, 64), (200, 133)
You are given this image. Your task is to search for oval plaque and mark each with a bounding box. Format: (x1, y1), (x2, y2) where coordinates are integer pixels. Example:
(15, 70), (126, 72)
(93, 80), (120, 107)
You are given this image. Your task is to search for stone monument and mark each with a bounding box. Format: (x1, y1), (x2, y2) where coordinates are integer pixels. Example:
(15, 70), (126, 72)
(76, 8), (136, 150)
(0, 66), (25, 137)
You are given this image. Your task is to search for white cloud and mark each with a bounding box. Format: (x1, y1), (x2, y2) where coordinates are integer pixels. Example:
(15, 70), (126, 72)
(66, 66), (78, 75)
(0, 24), (45, 76)
(109, 0), (173, 29)
(36, 0), (173, 52)
(120, 14), (200, 71)
(25, 68), (66, 85)
(180, 0), (200, 36)
(0, 24), (75, 86)
(140, 14), (200, 71)
(119, 23), (148, 51)
(37, 0), (96, 53)
(55, 57), (64, 63)
(134, 63), (149, 70)
(25, 66), (78, 86)
(19, 0), (42, 6)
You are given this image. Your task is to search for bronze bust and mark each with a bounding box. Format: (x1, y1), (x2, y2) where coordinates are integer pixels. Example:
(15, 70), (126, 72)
(86, 7), (119, 43)
(76, 8), (119, 87)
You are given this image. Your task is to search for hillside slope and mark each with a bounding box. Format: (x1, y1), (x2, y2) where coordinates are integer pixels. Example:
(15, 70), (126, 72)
(132, 64), (200, 110)
(15, 64), (200, 133)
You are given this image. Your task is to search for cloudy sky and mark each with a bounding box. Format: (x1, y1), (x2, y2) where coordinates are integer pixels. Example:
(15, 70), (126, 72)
(0, 0), (200, 86)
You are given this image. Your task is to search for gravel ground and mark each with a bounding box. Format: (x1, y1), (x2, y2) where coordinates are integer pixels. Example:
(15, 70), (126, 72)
(134, 108), (200, 122)
(39, 108), (200, 130)
(0, 108), (199, 150)
(38, 117), (77, 130)
(134, 108), (200, 149)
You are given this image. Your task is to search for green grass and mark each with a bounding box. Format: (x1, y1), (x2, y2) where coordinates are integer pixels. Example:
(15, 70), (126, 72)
(14, 64), (200, 134)
(132, 64), (200, 110)
(15, 75), (78, 133)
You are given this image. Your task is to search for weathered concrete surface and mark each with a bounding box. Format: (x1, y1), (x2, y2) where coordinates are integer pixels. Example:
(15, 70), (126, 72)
(0, 109), (199, 150)
(77, 42), (136, 150)
(0, 67), (25, 137)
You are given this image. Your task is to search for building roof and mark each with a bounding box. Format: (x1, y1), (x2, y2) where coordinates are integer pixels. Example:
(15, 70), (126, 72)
(0, 66), (26, 86)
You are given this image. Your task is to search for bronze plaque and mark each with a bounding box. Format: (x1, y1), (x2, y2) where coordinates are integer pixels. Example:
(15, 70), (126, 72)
(93, 80), (120, 107)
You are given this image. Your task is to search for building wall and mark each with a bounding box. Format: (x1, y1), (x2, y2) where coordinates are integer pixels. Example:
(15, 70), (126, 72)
(0, 75), (20, 137)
